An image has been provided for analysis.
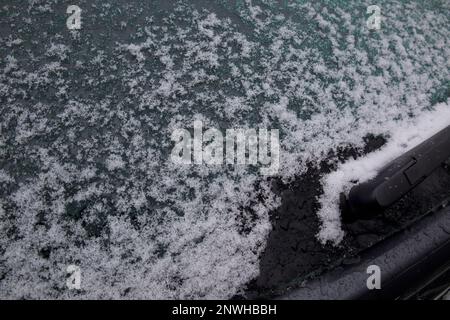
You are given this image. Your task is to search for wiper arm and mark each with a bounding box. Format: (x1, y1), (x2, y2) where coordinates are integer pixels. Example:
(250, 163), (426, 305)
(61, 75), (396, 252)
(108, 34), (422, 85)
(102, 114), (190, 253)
(341, 125), (450, 222)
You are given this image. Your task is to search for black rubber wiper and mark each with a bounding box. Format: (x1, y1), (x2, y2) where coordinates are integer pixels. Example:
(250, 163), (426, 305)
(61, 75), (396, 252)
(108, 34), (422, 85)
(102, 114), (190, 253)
(280, 204), (450, 300)
(341, 125), (450, 222)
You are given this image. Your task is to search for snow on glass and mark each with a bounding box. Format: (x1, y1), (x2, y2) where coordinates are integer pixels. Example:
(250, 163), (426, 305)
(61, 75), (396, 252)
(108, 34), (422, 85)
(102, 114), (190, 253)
(0, 0), (449, 299)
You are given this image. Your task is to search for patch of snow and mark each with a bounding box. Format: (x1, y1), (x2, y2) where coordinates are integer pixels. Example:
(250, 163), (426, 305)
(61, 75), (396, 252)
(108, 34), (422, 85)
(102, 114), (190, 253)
(317, 102), (450, 244)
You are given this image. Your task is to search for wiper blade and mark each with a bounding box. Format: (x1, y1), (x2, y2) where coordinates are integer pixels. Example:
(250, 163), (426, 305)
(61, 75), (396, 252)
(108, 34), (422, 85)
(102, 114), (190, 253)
(341, 125), (450, 222)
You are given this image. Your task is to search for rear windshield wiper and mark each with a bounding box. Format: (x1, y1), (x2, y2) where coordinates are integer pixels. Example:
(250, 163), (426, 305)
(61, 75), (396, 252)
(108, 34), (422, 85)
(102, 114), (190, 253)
(341, 125), (450, 222)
